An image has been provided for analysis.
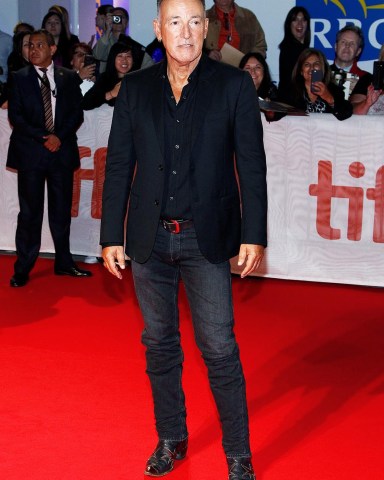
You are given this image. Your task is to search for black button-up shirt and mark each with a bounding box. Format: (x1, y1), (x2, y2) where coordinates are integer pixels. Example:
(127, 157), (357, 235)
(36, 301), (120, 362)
(160, 60), (200, 220)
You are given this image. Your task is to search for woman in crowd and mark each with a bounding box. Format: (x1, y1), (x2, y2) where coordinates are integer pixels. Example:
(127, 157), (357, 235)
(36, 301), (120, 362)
(0, 30), (32, 108)
(278, 6), (311, 102)
(8, 30), (32, 72)
(290, 48), (352, 120)
(70, 42), (97, 95)
(349, 44), (384, 114)
(82, 42), (134, 110)
(239, 52), (278, 100)
(13, 22), (34, 35)
(41, 10), (77, 68)
(49, 5), (79, 45)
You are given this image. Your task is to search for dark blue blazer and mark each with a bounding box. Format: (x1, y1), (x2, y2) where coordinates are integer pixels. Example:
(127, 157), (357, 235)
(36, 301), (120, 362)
(101, 55), (267, 264)
(7, 64), (83, 171)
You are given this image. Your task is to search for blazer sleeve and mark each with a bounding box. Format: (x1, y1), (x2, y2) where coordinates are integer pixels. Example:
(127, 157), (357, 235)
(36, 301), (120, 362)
(7, 71), (47, 143)
(100, 75), (136, 245)
(54, 69), (84, 141)
(81, 75), (115, 110)
(250, 15), (267, 58)
(234, 72), (268, 247)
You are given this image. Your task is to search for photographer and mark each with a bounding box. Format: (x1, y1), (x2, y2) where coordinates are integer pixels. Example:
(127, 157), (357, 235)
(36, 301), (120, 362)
(92, 7), (152, 73)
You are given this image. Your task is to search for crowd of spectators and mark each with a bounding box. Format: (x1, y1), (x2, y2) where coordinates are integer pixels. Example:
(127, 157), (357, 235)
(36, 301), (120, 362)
(0, 1), (383, 116)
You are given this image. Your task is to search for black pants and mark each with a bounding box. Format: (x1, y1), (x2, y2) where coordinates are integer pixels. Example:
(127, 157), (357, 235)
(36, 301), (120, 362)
(14, 162), (74, 275)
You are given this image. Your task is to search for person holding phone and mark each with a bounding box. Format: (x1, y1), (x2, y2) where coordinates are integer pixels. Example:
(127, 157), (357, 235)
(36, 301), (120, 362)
(349, 44), (384, 115)
(82, 41), (134, 110)
(290, 48), (352, 120)
(69, 42), (97, 95)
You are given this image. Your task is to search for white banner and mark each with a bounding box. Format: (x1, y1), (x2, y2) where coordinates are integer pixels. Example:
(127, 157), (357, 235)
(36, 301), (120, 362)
(1, 108), (384, 286)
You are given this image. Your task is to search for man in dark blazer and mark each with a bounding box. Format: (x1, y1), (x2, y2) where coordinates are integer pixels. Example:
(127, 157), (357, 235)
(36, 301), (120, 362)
(7, 30), (91, 287)
(101, 0), (266, 478)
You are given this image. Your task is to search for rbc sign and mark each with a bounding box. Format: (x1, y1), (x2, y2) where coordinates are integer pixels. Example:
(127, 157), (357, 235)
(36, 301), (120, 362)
(299, 0), (384, 61)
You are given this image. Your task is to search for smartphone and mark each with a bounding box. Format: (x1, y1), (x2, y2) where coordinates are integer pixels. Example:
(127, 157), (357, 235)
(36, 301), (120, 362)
(83, 54), (96, 67)
(311, 69), (323, 94)
(372, 61), (384, 91)
(83, 55), (99, 78)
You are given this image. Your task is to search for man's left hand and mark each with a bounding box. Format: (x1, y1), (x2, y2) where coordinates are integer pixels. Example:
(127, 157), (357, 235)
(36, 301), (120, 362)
(237, 244), (265, 278)
(43, 134), (61, 152)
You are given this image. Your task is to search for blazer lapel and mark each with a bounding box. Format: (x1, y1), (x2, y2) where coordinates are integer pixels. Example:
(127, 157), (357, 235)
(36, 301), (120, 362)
(190, 55), (217, 149)
(151, 65), (166, 156)
(54, 67), (64, 118)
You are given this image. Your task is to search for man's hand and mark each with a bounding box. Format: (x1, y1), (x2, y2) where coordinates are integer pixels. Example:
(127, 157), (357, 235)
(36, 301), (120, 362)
(102, 245), (126, 279)
(208, 49), (222, 62)
(237, 244), (265, 278)
(43, 134), (61, 152)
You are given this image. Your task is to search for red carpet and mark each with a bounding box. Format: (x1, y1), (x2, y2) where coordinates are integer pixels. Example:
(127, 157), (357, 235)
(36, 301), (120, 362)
(1, 254), (383, 480)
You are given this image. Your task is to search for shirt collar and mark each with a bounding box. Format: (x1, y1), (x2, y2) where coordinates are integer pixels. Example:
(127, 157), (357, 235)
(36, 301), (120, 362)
(215, 4), (236, 21)
(34, 61), (54, 75)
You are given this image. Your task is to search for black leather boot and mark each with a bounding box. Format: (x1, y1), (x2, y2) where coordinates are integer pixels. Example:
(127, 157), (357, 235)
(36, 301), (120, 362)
(144, 438), (188, 476)
(227, 457), (256, 479)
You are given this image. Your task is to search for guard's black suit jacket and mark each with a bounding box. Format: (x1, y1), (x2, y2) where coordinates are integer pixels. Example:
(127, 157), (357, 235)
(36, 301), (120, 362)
(101, 55), (267, 264)
(7, 64), (83, 171)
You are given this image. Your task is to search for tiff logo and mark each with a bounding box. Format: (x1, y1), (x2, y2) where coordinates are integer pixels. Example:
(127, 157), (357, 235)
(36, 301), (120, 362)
(71, 146), (107, 219)
(309, 160), (384, 242)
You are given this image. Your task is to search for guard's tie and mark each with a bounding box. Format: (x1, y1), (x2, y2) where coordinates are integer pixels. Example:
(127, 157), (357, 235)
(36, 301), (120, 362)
(39, 67), (54, 133)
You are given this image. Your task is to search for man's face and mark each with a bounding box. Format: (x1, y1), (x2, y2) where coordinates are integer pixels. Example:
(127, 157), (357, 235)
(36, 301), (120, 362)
(95, 13), (106, 29)
(154, 0), (208, 66)
(335, 31), (361, 66)
(112, 9), (128, 35)
(29, 34), (56, 68)
(214, 0), (234, 12)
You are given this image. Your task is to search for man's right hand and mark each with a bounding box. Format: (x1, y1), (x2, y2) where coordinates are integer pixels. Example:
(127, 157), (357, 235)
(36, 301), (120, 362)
(102, 245), (126, 279)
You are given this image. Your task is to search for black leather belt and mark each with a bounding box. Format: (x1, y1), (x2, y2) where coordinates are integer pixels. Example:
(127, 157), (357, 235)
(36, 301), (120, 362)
(161, 219), (193, 234)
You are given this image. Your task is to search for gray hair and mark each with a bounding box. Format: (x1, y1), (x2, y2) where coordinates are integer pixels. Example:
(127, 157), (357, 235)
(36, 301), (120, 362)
(157, 0), (206, 16)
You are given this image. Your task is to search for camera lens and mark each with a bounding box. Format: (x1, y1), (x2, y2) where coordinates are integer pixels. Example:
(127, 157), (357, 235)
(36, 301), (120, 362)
(113, 15), (122, 24)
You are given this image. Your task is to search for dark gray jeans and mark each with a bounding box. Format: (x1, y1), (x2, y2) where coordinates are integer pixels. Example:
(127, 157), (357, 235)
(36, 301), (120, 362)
(131, 223), (251, 457)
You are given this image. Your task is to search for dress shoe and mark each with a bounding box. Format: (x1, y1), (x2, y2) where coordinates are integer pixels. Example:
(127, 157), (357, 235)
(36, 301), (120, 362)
(144, 438), (188, 477)
(227, 457), (256, 480)
(10, 273), (29, 287)
(54, 265), (92, 277)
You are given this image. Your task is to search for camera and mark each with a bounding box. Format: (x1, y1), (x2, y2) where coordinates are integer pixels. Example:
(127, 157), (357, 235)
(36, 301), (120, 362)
(112, 15), (122, 24)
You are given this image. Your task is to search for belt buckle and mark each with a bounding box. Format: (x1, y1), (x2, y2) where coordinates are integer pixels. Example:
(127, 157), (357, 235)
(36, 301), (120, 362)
(162, 219), (181, 234)
(169, 219), (180, 234)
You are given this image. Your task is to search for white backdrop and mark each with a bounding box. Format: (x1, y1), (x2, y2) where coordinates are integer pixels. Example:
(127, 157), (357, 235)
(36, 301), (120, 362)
(1, 108), (384, 287)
